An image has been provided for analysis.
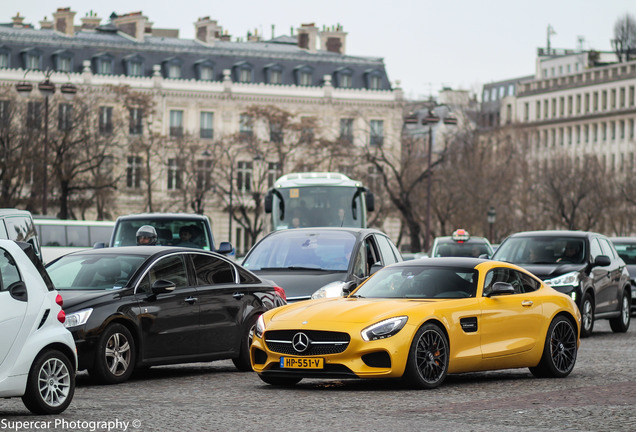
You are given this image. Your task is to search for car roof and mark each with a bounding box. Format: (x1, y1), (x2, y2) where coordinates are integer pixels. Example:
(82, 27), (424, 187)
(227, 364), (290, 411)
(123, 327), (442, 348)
(505, 230), (602, 239)
(262, 227), (386, 238)
(394, 257), (489, 267)
(51, 246), (220, 260)
(115, 213), (209, 221)
(610, 237), (636, 243)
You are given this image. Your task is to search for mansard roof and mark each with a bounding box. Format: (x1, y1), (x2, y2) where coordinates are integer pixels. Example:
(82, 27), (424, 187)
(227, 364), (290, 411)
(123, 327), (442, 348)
(0, 25), (392, 90)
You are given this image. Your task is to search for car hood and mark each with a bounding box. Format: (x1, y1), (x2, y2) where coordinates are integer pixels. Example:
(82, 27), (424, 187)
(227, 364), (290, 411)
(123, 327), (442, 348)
(515, 263), (587, 280)
(251, 270), (347, 300)
(267, 297), (433, 325)
(58, 289), (125, 310)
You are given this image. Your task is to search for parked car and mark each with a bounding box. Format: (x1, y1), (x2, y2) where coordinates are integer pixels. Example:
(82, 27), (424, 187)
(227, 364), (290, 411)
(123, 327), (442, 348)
(492, 230), (631, 337)
(103, 213), (233, 255)
(241, 228), (403, 301)
(46, 246), (285, 384)
(0, 208), (42, 261)
(610, 237), (636, 313)
(430, 229), (494, 258)
(251, 257), (580, 388)
(0, 240), (76, 414)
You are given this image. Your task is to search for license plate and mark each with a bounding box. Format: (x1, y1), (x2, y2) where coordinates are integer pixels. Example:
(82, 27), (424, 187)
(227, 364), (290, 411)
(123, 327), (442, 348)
(280, 357), (324, 369)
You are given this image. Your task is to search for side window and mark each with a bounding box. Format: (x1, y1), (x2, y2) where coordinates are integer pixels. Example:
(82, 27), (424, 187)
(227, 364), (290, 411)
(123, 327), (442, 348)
(599, 238), (617, 259)
(0, 248), (21, 291)
(589, 238), (603, 260)
(518, 271), (540, 293)
(352, 244), (367, 279)
(138, 255), (188, 293)
(375, 235), (398, 265)
(365, 237), (381, 267)
(191, 254), (236, 285)
(483, 267), (526, 296)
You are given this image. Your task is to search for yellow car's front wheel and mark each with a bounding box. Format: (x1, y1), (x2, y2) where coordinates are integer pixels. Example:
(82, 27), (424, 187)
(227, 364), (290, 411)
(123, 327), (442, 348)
(402, 323), (449, 389)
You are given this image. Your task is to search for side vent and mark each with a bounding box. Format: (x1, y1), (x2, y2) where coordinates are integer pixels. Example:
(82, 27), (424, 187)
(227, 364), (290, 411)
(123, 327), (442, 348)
(460, 317), (478, 333)
(38, 309), (50, 329)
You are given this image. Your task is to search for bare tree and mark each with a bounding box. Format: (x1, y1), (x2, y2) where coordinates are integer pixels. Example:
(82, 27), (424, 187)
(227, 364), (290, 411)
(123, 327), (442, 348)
(612, 13), (636, 62)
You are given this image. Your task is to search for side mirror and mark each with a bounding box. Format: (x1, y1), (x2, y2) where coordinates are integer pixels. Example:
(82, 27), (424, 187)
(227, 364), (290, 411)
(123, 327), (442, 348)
(365, 192), (375, 212)
(264, 191), (273, 213)
(593, 255), (611, 267)
(486, 281), (515, 297)
(216, 242), (234, 255)
(342, 280), (357, 297)
(478, 253), (490, 259)
(370, 262), (383, 275)
(151, 279), (176, 294)
(93, 242), (106, 249)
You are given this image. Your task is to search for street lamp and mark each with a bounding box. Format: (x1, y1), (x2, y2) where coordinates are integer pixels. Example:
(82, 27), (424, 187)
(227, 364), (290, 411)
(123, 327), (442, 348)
(16, 70), (77, 215)
(421, 108), (457, 252)
(487, 206), (496, 241)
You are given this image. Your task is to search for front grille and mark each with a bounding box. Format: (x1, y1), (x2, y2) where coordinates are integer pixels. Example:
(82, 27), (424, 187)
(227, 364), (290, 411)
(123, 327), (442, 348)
(265, 330), (350, 356)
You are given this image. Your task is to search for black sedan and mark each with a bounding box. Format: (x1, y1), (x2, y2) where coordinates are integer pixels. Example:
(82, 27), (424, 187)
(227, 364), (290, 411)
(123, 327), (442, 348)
(46, 246), (286, 384)
(241, 228), (403, 302)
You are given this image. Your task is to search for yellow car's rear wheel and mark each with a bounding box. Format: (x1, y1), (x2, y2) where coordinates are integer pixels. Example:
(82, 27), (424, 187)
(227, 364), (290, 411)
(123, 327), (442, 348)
(403, 323), (449, 389)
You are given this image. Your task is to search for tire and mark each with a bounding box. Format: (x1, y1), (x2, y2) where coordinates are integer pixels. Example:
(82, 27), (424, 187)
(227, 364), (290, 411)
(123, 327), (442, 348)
(88, 323), (136, 384)
(22, 349), (75, 415)
(609, 290), (631, 333)
(232, 315), (258, 371)
(579, 293), (594, 338)
(402, 323), (449, 389)
(529, 315), (577, 378)
(258, 374), (302, 386)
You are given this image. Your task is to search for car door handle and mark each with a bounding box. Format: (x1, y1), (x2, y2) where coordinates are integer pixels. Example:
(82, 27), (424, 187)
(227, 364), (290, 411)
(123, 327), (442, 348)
(521, 300), (533, 307)
(233, 292), (245, 300)
(185, 296), (198, 304)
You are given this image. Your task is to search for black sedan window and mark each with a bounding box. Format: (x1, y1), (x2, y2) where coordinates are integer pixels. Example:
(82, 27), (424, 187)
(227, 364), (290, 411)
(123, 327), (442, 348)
(137, 255), (188, 293)
(191, 254), (236, 285)
(48, 254), (146, 290)
(354, 266), (477, 299)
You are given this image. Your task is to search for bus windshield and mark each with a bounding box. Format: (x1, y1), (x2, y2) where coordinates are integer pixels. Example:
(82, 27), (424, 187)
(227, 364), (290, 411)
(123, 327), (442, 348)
(271, 186), (365, 230)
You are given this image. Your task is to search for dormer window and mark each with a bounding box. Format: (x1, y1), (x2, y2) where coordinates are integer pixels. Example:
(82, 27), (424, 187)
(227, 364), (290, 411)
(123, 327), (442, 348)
(334, 68), (353, 88)
(21, 48), (42, 70)
(163, 57), (183, 79)
(93, 53), (114, 75)
(0, 46), (11, 69)
(194, 59), (214, 81)
(233, 62), (253, 83)
(294, 65), (313, 86)
(264, 64), (283, 85)
(53, 50), (73, 73)
(364, 70), (384, 90)
(124, 54), (144, 77)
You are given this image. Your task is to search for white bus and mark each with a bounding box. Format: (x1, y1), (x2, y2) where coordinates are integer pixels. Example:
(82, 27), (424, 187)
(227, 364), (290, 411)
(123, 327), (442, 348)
(34, 219), (115, 263)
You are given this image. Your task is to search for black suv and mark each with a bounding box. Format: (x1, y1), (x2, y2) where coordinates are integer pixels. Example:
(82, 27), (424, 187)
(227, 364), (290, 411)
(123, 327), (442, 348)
(492, 230), (631, 337)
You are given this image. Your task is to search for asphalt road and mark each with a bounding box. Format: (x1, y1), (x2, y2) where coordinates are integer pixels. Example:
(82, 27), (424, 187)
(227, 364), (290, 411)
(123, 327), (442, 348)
(2, 320), (635, 432)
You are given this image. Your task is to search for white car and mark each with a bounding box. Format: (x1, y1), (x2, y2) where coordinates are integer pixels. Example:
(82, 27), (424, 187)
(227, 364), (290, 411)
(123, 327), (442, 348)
(0, 240), (77, 414)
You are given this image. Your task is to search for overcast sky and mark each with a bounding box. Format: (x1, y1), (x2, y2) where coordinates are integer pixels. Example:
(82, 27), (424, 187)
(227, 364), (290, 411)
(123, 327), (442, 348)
(3, 1), (635, 99)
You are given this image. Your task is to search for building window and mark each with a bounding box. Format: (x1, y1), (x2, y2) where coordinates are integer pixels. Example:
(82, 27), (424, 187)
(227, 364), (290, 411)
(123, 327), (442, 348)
(239, 68), (251, 82)
(55, 53), (72, 73)
(630, 86), (635, 106)
(168, 64), (181, 79)
(58, 103), (72, 131)
(620, 120), (625, 139)
(536, 101), (541, 120)
(499, 86), (505, 98)
(491, 88), (497, 100)
(340, 118), (354, 144)
(584, 125), (589, 143)
(265, 65), (283, 84)
(128, 61), (142, 77)
(267, 162), (280, 188)
(169, 110), (184, 137)
(630, 119), (634, 139)
(483, 90), (490, 102)
(295, 66), (313, 86)
(576, 125), (581, 144)
(593, 124), (597, 142)
(99, 106), (113, 135)
(236, 161), (253, 193)
(369, 120), (384, 147)
(610, 121), (616, 140)
(0, 50), (9, 68)
(129, 108), (143, 135)
(300, 71), (312, 86)
(269, 121), (283, 143)
(94, 54), (113, 75)
(602, 123), (607, 141)
(27, 101), (41, 129)
(200, 112), (214, 139)
(367, 165), (382, 193)
(126, 156), (142, 188)
(167, 158), (183, 190)
(369, 75), (382, 90)
(200, 66), (213, 81)
(335, 69), (353, 88)
(239, 114), (253, 137)
(24, 51), (41, 70)
(0, 100), (10, 127)
(196, 159), (212, 191)
(233, 62), (253, 83)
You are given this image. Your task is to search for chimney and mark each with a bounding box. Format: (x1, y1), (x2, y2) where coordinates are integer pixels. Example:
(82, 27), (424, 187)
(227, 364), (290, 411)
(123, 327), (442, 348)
(39, 16), (53, 30)
(112, 11), (148, 42)
(297, 23), (318, 52)
(80, 10), (101, 30)
(12, 13), (25, 28)
(247, 28), (261, 42)
(53, 7), (76, 36)
(320, 24), (347, 54)
(194, 16), (223, 45)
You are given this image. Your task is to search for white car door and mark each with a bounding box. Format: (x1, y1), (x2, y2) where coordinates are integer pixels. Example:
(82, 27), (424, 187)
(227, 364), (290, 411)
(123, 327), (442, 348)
(0, 249), (28, 365)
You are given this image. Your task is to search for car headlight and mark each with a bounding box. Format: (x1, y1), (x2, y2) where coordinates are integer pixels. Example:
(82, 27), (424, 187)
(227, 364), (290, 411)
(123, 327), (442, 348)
(544, 271), (580, 287)
(361, 316), (408, 341)
(64, 308), (93, 328)
(255, 314), (265, 339)
(311, 281), (348, 299)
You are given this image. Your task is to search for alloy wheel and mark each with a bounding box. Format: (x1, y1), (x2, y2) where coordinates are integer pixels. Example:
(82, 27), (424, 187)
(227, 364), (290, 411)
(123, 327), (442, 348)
(549, 320), (577, 374)
(37, 357), (71, 408)
(415, 328), (448, 384)
(105, 332), (132, 377)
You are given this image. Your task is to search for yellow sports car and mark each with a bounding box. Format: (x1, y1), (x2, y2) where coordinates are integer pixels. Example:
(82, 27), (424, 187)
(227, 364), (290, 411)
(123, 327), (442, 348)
(251, 258), (581, 389)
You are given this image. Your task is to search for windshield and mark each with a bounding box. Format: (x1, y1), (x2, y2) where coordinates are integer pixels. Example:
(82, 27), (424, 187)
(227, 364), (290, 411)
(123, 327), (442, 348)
(433, 240), (492, 258)
(354, 266), (478, 299)
(112, 218), (211, 250)
(613, 241), (636, 264)
(493, 237), (586, 265)
(47, 254), (146, 290)
(271, 186), (365, 230)
(242, 231), (356, 271)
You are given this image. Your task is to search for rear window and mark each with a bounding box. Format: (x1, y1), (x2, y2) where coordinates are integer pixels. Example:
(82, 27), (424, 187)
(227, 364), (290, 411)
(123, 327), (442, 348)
(113, 218), (212, 250)
(434, 240), (491, 258)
